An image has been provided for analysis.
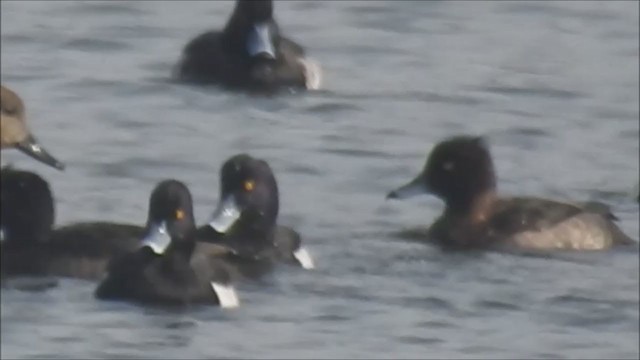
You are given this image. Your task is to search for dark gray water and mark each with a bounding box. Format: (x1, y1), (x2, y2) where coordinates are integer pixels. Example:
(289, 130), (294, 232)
(1, 1), (639, 359)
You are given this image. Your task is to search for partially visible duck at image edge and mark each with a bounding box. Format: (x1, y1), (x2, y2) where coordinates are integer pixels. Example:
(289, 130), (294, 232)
(1, 85), (65, 171)
(1, 157), (313, 283)
(1, 168), (146, 281)
(387, 135), (637, 252)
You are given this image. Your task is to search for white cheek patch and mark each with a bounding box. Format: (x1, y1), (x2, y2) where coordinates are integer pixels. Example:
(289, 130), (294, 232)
(293, 247), (315, 270)
(0, 227), (5, 242)
(210, 282), (240, 309)
(298, 57), (322, 90)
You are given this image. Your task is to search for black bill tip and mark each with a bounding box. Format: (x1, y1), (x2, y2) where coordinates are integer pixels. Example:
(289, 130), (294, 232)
(16, 135), (65, 171)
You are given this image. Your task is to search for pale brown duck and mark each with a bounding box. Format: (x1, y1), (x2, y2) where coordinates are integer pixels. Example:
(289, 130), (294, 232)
(1, 85), (65, 170)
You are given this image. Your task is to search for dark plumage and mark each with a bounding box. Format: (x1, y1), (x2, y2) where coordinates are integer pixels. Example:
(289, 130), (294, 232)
(196, 154), (315, 276)
(174, 0), (321, 92)
(1, 168), (144, 280)
(95, 180), (240, 307)
(387, 136), (636, 251)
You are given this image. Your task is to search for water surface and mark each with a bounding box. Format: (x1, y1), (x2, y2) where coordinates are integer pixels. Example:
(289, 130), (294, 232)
(1, 1), (638, 359)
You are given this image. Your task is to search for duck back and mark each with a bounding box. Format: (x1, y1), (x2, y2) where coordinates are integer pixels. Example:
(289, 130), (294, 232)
(487, 197), (635, 250)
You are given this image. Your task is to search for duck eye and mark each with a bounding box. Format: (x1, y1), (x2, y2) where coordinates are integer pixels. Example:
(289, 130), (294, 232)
(244, 180), (255, 192)
(175, 209), (185, 220)
(443, 161), (455, 172)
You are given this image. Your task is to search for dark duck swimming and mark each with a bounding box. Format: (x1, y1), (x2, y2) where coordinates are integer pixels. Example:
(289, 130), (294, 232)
(387, 135), (636, 252)
(95, 180), (240, 307)
(196, 154), (315, 278)
(1, 168), (146, 280)
(175, 0), (321, 92)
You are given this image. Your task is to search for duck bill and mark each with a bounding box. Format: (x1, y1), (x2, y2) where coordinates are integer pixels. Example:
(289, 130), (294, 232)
(141, 221), (172, 255)
(386, 177), (429, 200)
(15, 135), (65, 171)
(247, 22), (276, 59)
(208, 195), (242, 233)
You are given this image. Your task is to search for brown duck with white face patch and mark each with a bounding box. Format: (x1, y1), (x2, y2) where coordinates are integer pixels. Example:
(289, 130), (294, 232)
(387, 135), (637, 252)
(1, 85), (65, 170)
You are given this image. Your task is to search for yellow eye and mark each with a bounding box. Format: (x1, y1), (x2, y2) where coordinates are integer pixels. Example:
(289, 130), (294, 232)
(175, 209), (185, 220)
(244, 180), (255, 191)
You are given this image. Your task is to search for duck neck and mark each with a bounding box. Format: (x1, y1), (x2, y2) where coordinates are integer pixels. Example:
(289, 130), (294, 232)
(165, 235), (196, 264)
(227, 213), (276, 254)
(236, 214), (275, 238)
(1, 169), (54, 249)
(222, 6), (256, 54)
(444, 190), (497, 224)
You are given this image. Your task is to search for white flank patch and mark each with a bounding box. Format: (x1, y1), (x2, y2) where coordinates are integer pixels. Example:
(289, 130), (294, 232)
(211, 282), (240, 309)
(298, 58), (322, 90)
(293, 247), (315, 270)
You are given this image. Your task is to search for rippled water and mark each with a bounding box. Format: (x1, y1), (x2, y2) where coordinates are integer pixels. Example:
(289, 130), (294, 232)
(1, 1), (639, 359)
